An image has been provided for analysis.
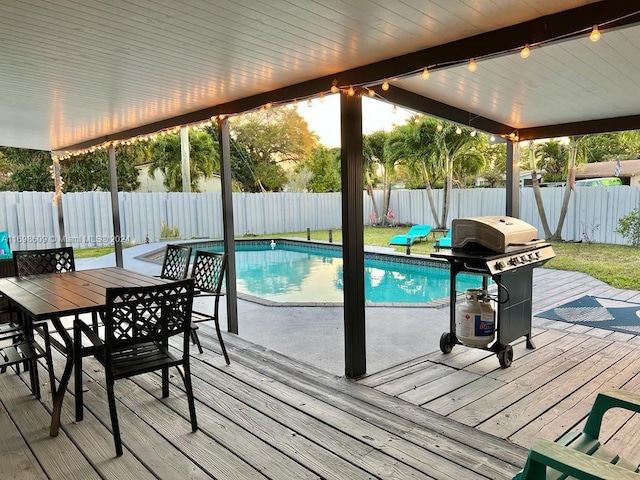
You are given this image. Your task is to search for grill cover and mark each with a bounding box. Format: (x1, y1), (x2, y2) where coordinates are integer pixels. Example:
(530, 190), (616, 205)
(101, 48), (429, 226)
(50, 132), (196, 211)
(451, 216), (540, 253)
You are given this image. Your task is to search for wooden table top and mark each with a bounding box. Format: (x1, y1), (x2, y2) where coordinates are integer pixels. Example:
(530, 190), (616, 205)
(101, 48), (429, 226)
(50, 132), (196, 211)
(0, 267), (168, 320)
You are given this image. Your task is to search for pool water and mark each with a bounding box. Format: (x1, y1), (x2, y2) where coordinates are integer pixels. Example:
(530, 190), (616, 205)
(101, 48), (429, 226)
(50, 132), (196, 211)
(204, 241), (483, 304)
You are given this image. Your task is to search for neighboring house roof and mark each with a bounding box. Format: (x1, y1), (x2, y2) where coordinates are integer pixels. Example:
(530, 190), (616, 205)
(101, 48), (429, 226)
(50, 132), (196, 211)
(576, 159), (640, 179)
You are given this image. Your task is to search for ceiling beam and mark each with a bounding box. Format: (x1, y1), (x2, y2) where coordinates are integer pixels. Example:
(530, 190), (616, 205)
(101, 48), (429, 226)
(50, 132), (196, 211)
(373, 86), (515, 136)
(59, 0), (640, 152)
(519, 115), (640, 141)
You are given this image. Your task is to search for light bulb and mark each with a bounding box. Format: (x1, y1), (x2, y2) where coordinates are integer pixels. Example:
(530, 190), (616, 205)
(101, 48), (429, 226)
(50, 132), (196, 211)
(368, 88), (375, 97)
(292, 98), (298, 107)
(455, 126), (462, 134)
(347, 85), (355, 96)
(490, 134), (495, 142)
(307, 98), (313, 107)
(330, 84), (339, 94)
(520, 45), (530, 59)
(421, 67), (430, 80)
(381, 80), (389, 91)
(436, 123), (443, 132)
(470, 130), (477, 137)
(319, 93), (325, 102)
(590, 25), (600, 42)
(266, 102), (273, 109)
(392, 105), (397, 114)
(468, 58), (477, 72)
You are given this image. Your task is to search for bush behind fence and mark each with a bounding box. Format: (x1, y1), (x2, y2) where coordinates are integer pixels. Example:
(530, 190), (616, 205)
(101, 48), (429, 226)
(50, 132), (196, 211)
(1, 187), (638, 250)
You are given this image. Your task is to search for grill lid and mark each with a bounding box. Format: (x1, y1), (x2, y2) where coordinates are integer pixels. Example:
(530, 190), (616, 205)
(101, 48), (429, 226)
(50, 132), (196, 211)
(452, 216), (541, 253)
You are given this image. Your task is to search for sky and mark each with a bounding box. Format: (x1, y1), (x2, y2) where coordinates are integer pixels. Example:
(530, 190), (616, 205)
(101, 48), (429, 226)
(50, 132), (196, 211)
(296, 94), (416, 147)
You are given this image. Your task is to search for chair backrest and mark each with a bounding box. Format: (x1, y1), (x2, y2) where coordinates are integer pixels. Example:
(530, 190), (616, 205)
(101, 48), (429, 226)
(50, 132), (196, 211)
(160, 244), (192, 280)
(407, 225), (432, 236)
(191, 250), (226, 294)
(13, 247), (75, 277)
(104, 279), (194, 350)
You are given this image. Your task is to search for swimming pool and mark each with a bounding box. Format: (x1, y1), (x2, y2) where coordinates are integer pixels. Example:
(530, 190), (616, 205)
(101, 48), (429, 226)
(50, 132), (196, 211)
(153, 239), (484, 306)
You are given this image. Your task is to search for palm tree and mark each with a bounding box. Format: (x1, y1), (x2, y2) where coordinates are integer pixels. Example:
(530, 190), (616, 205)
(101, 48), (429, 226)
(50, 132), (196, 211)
(363, 131), (396, 225)
(149, 130), (219, 192)
(386, 117), (483, 229)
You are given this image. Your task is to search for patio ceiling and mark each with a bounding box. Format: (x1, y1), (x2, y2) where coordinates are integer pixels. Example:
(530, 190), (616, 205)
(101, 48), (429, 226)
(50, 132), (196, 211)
(1, 0), (639, 153)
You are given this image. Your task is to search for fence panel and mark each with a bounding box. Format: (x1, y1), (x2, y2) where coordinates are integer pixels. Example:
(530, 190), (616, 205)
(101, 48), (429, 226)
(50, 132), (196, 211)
(2, 187), (640, 250)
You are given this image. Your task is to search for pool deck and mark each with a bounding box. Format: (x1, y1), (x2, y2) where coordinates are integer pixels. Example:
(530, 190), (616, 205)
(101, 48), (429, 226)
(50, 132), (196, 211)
(3, 243), (640, 478)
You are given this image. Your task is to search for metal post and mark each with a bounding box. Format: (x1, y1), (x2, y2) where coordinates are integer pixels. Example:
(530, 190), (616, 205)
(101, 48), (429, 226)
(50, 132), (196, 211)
(218, 117), (238, 334)
(107, 144), (123, 267)
(329, 229), (333, 243)
(307, 228), (311, 240)
(506, 140), (520, 218)
(340, 90), (366, 378)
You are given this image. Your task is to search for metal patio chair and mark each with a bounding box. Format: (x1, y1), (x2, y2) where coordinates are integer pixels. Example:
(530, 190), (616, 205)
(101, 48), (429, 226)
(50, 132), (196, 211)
(13, 247), (76, 276)
(189, 250), (230, 364)
(159, 244), (192, 280)
(74, 279), (197, 456)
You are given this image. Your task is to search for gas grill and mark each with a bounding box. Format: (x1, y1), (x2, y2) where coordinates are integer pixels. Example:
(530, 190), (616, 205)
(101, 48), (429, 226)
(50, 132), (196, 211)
(431, 216), (555, 367)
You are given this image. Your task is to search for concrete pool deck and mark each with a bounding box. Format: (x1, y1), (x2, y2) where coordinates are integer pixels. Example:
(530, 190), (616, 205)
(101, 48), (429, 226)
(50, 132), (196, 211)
(76, 241), (451, 376)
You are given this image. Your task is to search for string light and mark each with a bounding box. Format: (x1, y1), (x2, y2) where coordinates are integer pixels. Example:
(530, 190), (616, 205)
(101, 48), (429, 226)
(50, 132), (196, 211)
(381, 80), (389, 91)
(347, 85), (355, 96)
(368, 88), (375, 97)
(436, 123), (443, 132)
(520, 44), (530, 58)
(468, 58), (477, 72)
(307, 98), (313, 107)
(265, 102), (273, 109)
(490, 134), (496, 142)
(421, 67), (430, 80)
(292, 98), (298, 107)
(590, 25), (601, 42)
(470, 130), (477, 137)
(455, 126), (462, 134)
(330, 79), (339, 94)
(319, 93), (325, 102)
(392, 105), (397, 114)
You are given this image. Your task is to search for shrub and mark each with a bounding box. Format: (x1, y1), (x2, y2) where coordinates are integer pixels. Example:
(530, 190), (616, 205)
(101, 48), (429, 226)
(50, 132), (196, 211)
(616, 209), (640, 247)
(160, 222), (180, 239)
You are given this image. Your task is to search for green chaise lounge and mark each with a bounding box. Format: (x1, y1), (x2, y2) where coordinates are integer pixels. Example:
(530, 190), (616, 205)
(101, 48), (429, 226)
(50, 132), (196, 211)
(389, 225), (432, 246)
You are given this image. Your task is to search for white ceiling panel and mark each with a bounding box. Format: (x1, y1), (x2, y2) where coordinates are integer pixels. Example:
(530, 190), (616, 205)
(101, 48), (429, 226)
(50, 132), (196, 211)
(0, 0), (625, 151)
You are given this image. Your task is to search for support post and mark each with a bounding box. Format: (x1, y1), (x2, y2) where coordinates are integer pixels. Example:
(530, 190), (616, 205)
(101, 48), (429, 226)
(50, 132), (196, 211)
(180, 126), (191, 192)
(340, 90), (366, 378)
(218, 117), (238, 334)
(108, 144), (123, 267)
(506, 140), (520, 218)
(51, 155), (66, 247)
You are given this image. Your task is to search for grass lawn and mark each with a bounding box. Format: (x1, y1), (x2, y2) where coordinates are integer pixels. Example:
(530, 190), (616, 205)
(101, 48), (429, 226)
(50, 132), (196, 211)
(75, 227), (640, 290)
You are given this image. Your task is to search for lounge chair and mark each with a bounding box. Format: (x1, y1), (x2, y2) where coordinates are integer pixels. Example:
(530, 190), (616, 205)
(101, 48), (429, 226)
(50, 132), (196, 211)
(434, 229), (452, 249)
(389, 225), (432, 246)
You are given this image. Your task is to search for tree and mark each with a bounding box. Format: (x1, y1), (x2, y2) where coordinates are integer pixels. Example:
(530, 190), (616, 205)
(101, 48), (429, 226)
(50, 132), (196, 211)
(386, 116), (483, 229)
(582, 131), (640, 162)
(149, 130), (218, 192)
(535, 139), (567, 182)
(294, 146), (341, 192)
(229, 107), (319, 192)
(0, 144), (145, 192)
(363, 131), (397, 225)
(477, 142), (506, 187)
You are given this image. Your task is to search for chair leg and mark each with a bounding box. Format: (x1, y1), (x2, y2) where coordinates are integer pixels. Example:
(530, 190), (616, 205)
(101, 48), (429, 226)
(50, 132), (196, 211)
(176, 365), (198, 432)
(43, 325), (56, 397)
(74, 323), (84, 421)
(162, 366), (169, 398)
(106, 377), (123, 456)
(190, 328), (203, 354)
(28, 358), (41, 399)
(214, 319), (230, 365)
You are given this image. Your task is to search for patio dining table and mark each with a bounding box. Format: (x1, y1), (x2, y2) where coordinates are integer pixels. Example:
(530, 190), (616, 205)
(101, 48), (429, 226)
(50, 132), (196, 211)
(0, 267), (170, 437)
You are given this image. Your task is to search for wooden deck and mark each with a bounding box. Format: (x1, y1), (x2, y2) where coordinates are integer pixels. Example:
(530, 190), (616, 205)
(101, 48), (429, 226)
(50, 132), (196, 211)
(359, 268), (640, 466)
(2, 268), (640, 479)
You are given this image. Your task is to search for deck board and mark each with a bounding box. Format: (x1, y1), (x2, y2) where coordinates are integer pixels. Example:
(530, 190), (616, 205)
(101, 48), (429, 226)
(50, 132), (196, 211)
(2, 267), (640, 478)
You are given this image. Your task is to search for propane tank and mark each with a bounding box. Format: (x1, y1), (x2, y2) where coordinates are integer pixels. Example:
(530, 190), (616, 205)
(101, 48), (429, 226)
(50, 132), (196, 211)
(455, 289), (495, 348)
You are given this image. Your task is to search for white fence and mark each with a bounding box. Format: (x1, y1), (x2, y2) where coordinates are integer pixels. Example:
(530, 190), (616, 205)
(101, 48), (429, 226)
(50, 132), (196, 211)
(1, 187), (639, 250)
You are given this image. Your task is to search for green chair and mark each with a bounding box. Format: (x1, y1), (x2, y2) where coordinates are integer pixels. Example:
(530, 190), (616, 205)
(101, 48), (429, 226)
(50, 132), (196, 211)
(514, 389), (640, 479)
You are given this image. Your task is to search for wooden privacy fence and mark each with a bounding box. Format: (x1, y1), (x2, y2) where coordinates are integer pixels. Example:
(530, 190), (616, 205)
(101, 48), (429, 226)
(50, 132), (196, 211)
(0, 187), (638, 250)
